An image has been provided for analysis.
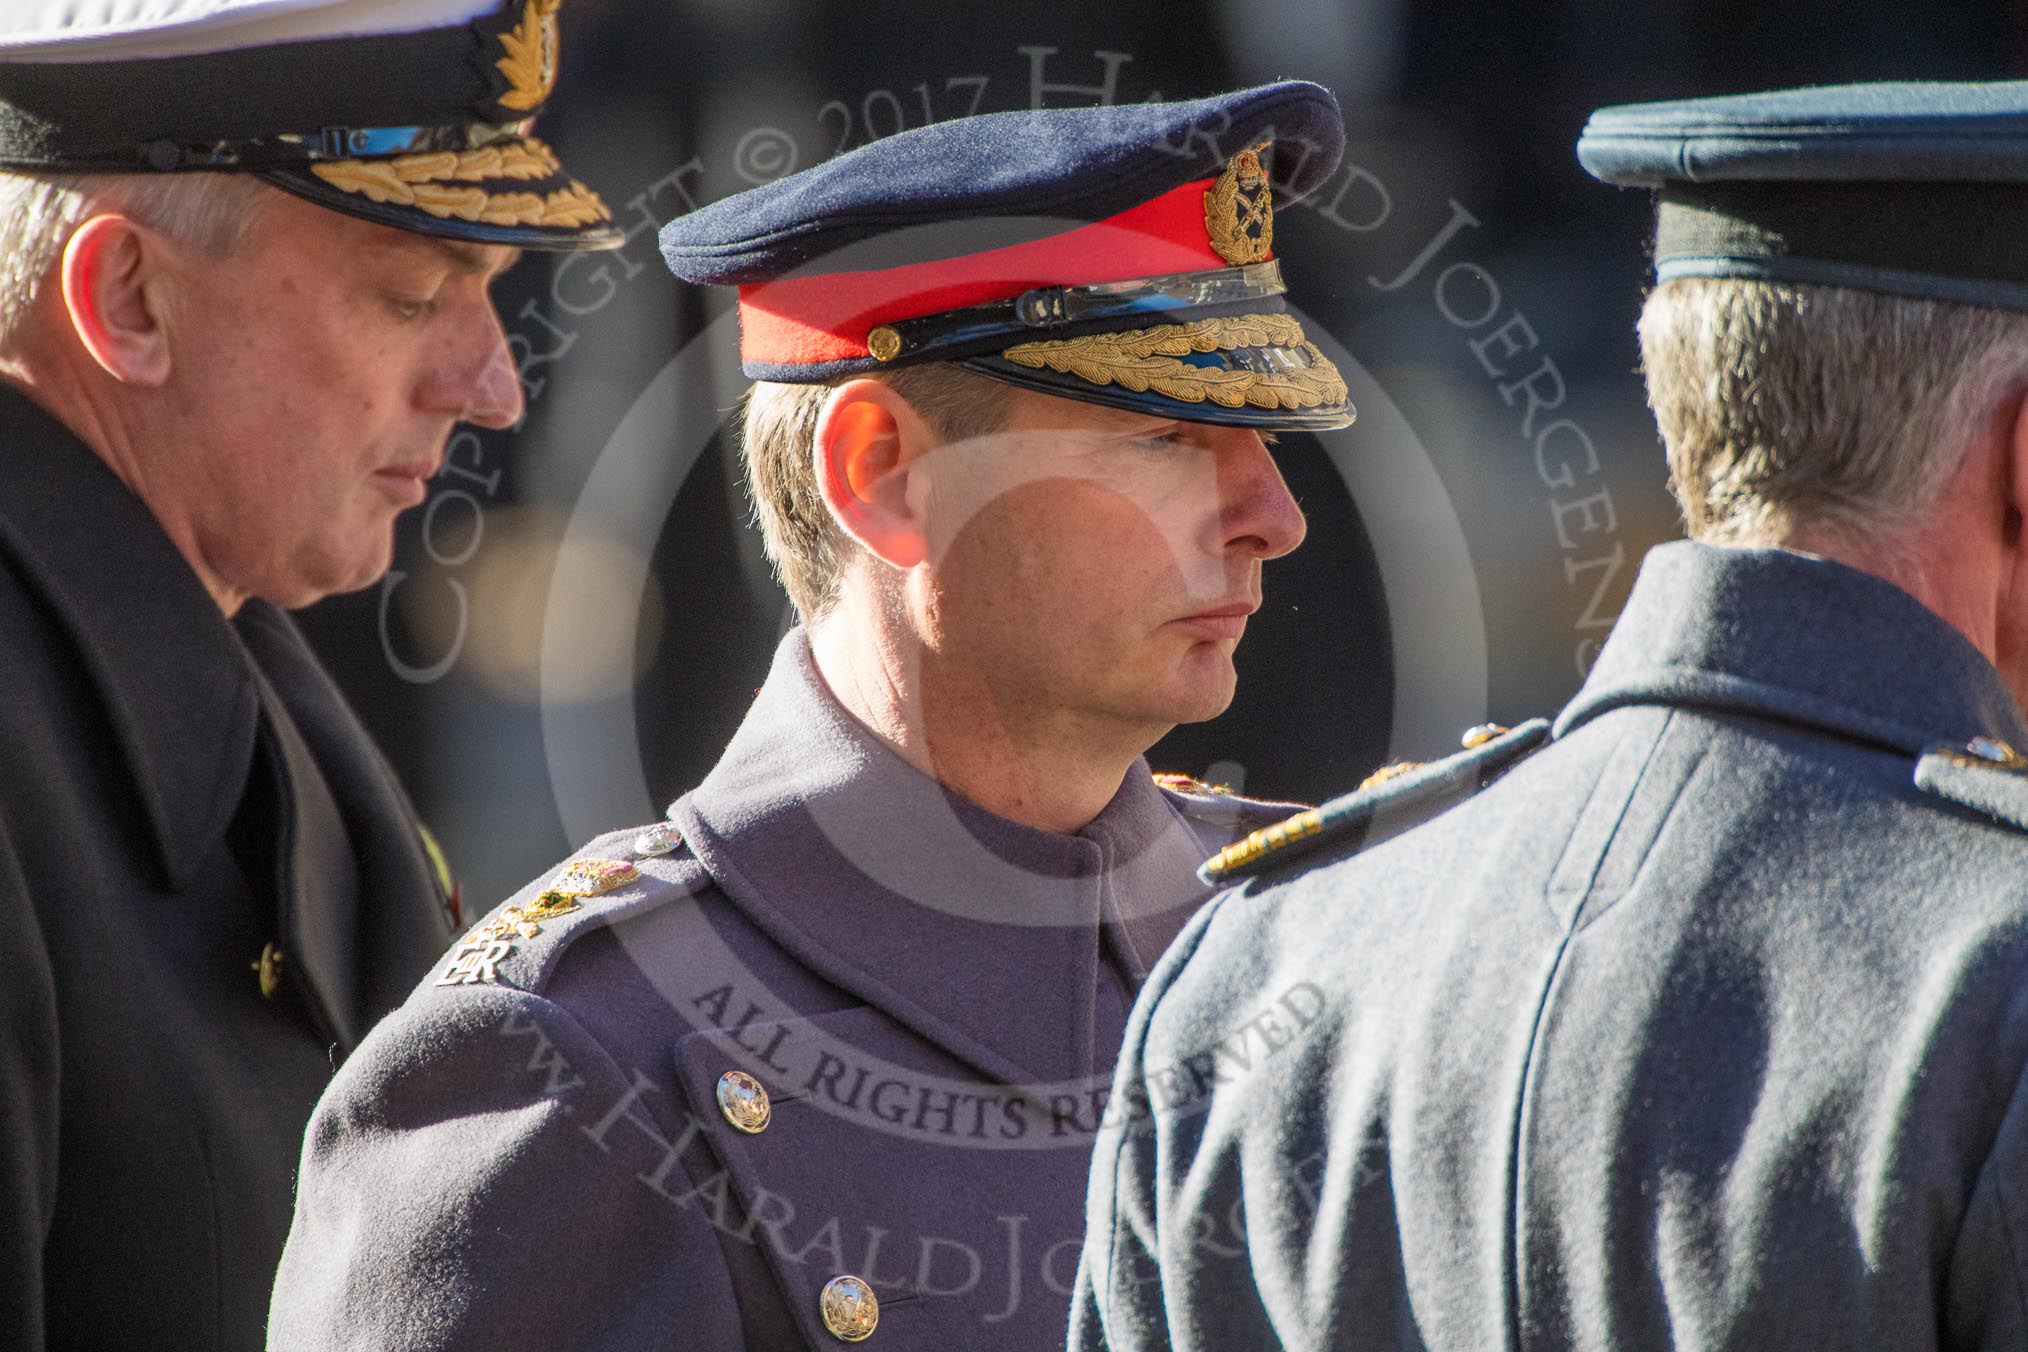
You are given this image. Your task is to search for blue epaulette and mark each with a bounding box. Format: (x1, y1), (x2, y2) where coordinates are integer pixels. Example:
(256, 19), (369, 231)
(1914, 735), (2028, 834)
(1198, 719), (1552, 885)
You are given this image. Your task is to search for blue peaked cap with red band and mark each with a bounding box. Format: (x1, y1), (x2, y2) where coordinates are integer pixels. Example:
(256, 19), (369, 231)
(659, 81), (1356, 431)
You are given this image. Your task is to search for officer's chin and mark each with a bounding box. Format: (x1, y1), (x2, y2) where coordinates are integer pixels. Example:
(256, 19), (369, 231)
(279, 534), (399, 611)
(1160, 645), (1241, 726)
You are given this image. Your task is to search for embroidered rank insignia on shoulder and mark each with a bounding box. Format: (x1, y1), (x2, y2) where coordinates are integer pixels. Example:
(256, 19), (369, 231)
(1153, 770), (1311, 833)
(436, 852), (646, 988)
(1199, 718), (1551, 884)
(1914, 735), (2028, 834)
(1152, 771), (1233, 796)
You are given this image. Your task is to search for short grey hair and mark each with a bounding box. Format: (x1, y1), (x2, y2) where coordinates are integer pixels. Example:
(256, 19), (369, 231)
(0, 170), (277, 349)
(740, 363), (1014, 622)
(1638, 277), (2028, 545)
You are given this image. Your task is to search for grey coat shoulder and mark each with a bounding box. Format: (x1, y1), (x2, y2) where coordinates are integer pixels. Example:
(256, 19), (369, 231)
(1198, 723), (2028, 894)
(425, 819), (702, 997)
(1198, 724), (2028, 896)
(1914, 737), (2028, 837)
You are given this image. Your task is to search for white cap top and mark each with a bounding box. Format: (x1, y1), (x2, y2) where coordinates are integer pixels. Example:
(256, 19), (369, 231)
(1, 0), (501, 63)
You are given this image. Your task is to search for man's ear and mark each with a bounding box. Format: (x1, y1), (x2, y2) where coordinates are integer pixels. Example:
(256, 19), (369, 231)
(1985, 380), (2028, 699)
(59, 214), (173, 387)
(2000, 381), (2028, 554)
(814, 379), (937, 569)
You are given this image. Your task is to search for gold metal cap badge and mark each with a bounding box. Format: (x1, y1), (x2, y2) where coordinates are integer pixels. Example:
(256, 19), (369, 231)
(1205, 143), (1275, 266)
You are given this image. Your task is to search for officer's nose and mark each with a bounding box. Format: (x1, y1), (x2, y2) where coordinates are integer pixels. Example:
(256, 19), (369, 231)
(428, 299), (524, 430)
(1217, 429), (1307, 560)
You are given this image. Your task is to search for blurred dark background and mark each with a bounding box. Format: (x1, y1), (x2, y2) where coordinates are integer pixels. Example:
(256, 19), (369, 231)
(299, 0), (2028, 906)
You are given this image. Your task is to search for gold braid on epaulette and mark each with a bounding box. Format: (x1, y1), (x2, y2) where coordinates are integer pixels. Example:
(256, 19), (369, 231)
(1357, 761), (1423, 791)
(1003, 315), (1348, 411)
(1201, 808), (1324, 882)
(309, 143), (611, 228)
(1203, 760), (1425, 882)
(1933, 736), (2028, 771)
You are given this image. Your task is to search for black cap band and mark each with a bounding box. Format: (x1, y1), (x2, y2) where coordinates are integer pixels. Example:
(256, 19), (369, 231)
(0, 1), (619, 251)
(1654, 180), (2028, 309)
(0, 25), (493, 170)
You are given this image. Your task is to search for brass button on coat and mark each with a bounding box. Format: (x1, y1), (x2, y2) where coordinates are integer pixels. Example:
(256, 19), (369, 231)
(633, 823), (682, 857)
(252, 942), (285, 999)
(1461, 722), (1508, 749)
(1966, 735), (2028, 767)
(715, 1070), (771, 1133)
(819, 1274), (879, 1342)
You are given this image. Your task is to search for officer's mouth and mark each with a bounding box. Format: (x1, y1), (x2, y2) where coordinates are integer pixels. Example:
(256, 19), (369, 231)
(1168, 602), (1258, 642)
(372, 459), (438, 505)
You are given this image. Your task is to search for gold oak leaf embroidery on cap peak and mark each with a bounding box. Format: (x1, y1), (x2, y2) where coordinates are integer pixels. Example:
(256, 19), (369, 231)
(308, 140), (610, 228)
(1003, 314), (1347, 411)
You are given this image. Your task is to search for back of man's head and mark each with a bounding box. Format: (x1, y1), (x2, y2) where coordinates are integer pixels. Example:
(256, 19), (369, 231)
(1578, 85), (2028, 560)
(1639, 278), (2028, 548)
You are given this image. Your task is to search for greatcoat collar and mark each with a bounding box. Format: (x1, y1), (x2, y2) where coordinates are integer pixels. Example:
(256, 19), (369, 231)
(0, 382), (258, 890)
(1559, 541), (2028, 755)
(671, 630), (1212, 1088)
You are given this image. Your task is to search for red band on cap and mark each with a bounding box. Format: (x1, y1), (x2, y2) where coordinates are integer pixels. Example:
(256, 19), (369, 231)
(736, 178), (1243, 368)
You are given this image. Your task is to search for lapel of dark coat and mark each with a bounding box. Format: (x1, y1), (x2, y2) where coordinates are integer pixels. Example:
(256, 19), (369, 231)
(235, 603), (455, 1053)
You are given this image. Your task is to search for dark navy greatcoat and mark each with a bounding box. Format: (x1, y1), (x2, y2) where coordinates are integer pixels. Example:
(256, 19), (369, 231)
(270, 629), (1297, 1350)
(1075, 542), (2028, 1351)
(0, 384), (458, 1351)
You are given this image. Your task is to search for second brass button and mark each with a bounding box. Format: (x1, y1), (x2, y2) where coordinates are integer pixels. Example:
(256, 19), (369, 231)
(819, 1274), (878, 1342)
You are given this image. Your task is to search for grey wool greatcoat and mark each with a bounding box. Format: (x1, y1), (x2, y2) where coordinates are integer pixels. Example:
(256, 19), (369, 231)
(1074, 541), (2028, 1352)
(269, 629), (1300, 1350)
(0, 385), (460, 1350)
